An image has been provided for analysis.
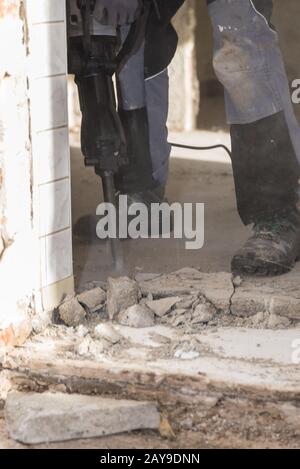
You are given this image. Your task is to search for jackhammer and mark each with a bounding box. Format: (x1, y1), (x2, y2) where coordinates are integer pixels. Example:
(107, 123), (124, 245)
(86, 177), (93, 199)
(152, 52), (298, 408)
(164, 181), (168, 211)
(67, 0), (150, 268)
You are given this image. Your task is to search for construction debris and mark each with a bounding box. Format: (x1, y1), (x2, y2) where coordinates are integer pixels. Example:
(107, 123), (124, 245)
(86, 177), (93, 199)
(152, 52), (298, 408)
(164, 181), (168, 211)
(191, 302), (216, 324)
(58, 297), (86, 327)
(94, 323), (122, 344)
(118, 304), (155, 328)
(4, 392), (160, 444)
(146, 297), (181, 317)
(77, 287), (106, 313)
(75, 336), (109, 357)
(107, 276), (140, 320)
(2, 267), (300, 449)
(173, 337), (203, 360)
(267, 314), (291, 329)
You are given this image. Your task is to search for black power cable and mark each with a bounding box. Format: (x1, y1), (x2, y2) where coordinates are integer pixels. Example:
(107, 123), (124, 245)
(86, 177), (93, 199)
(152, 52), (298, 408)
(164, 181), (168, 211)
(169, 142), (232, 158)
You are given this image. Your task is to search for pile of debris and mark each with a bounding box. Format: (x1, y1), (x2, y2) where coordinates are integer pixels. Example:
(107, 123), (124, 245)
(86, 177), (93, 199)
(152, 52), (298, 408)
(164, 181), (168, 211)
(55, 267), (300, 335)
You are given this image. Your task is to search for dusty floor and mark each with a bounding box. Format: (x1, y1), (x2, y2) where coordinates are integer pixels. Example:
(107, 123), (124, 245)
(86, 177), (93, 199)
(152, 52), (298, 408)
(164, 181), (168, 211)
(71, 129), (252, 290)
(0, 418), (297, 449)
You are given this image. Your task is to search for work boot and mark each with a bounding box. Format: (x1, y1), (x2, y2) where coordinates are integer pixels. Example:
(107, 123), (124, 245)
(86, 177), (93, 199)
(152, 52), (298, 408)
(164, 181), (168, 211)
(231, 208), (300, 276)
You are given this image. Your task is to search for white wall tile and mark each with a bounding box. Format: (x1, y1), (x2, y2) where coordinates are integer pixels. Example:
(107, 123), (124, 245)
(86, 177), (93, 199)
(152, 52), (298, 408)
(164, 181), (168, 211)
(29, 22), (67, 78)
(44, 229), (73, 286)
(31, 75), (68, 132)
(39, 179), (71, 237)
(26, 0), (65, 24)
(32, 127), (70, 185)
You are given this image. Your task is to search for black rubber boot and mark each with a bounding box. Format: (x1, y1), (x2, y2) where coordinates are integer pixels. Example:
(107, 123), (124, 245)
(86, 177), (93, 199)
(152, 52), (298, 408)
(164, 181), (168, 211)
(231, 208), (300, 276)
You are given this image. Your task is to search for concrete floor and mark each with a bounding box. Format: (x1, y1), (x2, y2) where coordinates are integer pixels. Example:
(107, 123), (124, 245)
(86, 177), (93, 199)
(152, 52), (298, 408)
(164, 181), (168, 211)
(70, 129), (251, 291)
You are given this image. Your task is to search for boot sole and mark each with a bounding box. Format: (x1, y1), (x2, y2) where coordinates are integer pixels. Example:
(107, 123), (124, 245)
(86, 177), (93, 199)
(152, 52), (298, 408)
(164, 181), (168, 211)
(231, 255), (298, 277)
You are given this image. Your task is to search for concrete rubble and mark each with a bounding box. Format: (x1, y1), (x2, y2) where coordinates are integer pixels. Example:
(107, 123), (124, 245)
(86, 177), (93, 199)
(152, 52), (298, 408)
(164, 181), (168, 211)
(146, 297), (181, 317)
(1, 266), (300, 447)
(118, 304), (156, 328)
(107, 276), (140, 320)
(52, 267), (300, 332)
(4, 392), (160, 444)
(58, 297), (86, 327)
(77, 287), (106, 313)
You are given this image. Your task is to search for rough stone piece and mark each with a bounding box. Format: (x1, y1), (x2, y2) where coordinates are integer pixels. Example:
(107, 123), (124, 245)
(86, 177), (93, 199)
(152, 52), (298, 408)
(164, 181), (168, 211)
(118, 304), (155, 328)
(250, 312), (266, 327)
(140, 270), (234, 313)
(230, 290), (265, 318)
(267, 314), (291, 329)
(77, 288), (106, 312)
(146, 297), (181, 317)
(107, 277), (140, 320)
(58, 298), (86, 327)
(94, 323), (122, 344)
(268, 297), (300, 320)
(231, 269), (300, 320)
(192, 303), (216, 324)
(4, 392), (160, 444)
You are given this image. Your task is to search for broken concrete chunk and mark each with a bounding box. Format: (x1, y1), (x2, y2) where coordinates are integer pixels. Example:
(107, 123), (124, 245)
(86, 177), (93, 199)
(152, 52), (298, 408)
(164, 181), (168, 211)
(140, 270), (233, 313)
(192, 303), (216, 324)
(94, 323), (122, 344)
(146, 297), (181, 317)
(107, 277), (140, 320)
(58, 298), (86, 327)
(250, 312), (266, 327)
(4, 392), (160, 444)
(230, 290), (265, 318)
(118, 304), (155, 328)
(75, 336), (109, 357)
(176, 295), (198, 310)
(77, 287), (106, 312)
(267, 314), (291, 329)
(267, 297), (300, 320)
(170, 311), (188, 327)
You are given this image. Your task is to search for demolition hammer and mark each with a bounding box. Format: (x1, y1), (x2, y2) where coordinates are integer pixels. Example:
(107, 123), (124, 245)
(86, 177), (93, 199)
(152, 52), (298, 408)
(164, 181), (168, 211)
(67, 0), (151, 268)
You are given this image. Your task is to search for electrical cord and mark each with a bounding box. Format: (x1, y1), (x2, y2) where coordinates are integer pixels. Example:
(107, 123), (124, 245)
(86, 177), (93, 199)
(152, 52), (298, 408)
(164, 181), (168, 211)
(169, 142), (232, 158)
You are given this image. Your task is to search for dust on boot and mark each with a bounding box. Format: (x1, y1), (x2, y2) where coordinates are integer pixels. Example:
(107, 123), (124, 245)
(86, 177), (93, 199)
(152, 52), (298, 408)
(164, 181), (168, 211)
(230, 113), (300, 276)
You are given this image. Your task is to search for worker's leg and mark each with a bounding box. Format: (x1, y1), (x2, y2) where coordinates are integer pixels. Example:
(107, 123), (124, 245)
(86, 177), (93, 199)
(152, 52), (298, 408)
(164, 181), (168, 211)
(208, 0), (300, 223)
(117, 27), (171, 193)
(207, 0), (300, 274)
